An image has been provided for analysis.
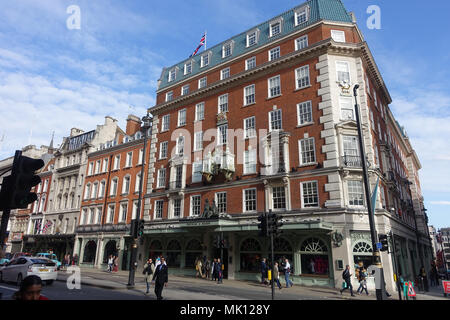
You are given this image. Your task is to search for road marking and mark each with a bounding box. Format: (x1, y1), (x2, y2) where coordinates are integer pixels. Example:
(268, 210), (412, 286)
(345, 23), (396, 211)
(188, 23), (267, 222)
(0, 285), (17, 291)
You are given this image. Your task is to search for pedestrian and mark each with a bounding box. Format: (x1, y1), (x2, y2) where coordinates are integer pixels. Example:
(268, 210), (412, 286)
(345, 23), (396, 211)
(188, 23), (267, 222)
(195, 257), (203, 278)
(215, 258), (223, 284)
(13, 275), (49, 300)
(205, 259), (211, 280)
(113, 255), (119, 272)
(419, 266), (429, 292)
(356, 268), (369, 295)
(340, 265), (355, 296)
(273, 262), (282, 290)
(211, 258), (217, 281)
(283, 258), (294, 288)
(72, 253), (78, 266)
(309, 258), (315, 274)
(143, 258), (155, 294)
(261, 258), (268, 285)
(107, 255), (113, 272)
(152, 256), (168, 300)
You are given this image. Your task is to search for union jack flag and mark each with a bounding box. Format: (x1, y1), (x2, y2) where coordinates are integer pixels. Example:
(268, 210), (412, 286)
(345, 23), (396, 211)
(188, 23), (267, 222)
(190, 33), (206, 57)
(43, 220), (53, 234)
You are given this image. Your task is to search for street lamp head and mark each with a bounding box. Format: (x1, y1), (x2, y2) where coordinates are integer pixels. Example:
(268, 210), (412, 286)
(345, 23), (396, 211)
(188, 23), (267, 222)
(353, 84), (360, 97)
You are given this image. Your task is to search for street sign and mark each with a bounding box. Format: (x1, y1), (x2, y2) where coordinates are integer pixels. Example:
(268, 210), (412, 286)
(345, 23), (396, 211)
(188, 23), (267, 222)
(376, 242), (382, 249)
(407, 281), (416, 297)
(442, 281), (450, 294)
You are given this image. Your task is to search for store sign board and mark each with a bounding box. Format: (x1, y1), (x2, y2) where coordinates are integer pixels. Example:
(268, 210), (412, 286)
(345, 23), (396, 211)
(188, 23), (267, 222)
(443, 281), (450, 294)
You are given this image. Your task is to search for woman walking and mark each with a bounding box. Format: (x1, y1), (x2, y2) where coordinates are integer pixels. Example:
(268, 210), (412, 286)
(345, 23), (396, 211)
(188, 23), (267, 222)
(143, 258), (156, 294)
(356, 268), (369, 295)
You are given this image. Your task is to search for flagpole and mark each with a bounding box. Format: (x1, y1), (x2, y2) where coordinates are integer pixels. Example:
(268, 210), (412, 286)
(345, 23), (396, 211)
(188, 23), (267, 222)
(204, 30), (207, 51)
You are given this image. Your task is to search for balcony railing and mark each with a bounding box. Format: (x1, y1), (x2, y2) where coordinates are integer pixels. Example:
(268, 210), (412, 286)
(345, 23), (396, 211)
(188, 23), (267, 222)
(341, 155), (362, 168)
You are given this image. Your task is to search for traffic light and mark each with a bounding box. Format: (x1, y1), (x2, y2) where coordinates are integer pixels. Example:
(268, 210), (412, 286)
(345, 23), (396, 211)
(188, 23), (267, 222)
(137, 220), (145, 237)
(130, 219), (138, 238)
(0, 151), (44, 210)
(257, 212), (268, 237)
(379, 234), (389, 252)
(267, 211), (283, 237)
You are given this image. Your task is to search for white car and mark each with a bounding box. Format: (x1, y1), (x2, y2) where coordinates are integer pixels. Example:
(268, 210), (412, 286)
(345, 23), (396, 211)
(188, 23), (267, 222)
(0, 256), (58, 286)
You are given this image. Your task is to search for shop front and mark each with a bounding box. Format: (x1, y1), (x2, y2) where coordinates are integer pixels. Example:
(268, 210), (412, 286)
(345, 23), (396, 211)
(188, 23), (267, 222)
(22, 234), (75, 262)
(140, 216), (337, 287)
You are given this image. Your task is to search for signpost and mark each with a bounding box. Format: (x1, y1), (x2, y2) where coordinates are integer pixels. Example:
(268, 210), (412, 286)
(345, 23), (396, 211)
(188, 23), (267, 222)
(442, 280), (450, 297)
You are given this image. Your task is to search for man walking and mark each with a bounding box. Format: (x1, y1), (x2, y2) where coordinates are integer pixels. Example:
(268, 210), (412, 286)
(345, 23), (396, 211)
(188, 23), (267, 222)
(273, 262), (282, 290)
(340, 265), (355, 296)
(284, 258), (294, 288)
(152, 257), (168, 300)
(143, 258), (155, 294)
(211, 258), (217, 281)
(215, 258), (223, 284)
(261, 258), (268, 285)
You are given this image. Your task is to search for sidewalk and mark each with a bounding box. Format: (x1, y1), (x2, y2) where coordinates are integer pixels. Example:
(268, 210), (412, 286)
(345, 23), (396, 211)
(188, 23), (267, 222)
(414, 281), (449, 300)
(55, 267), (391, 300)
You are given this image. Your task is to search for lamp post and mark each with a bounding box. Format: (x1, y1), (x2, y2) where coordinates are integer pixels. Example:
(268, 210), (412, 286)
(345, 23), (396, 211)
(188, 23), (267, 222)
(353, 84), (385, 300)
(127, 112), (152, 287)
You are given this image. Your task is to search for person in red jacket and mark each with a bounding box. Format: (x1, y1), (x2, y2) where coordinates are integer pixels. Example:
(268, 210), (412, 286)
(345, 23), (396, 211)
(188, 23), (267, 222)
(13, 275), (49, 300)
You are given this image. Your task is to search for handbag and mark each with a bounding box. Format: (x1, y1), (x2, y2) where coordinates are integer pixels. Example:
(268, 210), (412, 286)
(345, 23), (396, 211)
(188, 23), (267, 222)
(342, 281), (347, 289)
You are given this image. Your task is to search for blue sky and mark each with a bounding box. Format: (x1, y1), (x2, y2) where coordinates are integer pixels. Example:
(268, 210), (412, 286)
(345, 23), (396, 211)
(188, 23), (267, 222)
(0, 0), (448, 228)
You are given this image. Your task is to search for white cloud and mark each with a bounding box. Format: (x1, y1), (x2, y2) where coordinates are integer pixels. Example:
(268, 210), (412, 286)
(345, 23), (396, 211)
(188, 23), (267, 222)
(429, 201), (450, 206)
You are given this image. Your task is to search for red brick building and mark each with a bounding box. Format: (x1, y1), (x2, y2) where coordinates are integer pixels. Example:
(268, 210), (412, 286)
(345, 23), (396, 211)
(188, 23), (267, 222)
(136, 0), (431, 290)
(75, 115), (151, 270)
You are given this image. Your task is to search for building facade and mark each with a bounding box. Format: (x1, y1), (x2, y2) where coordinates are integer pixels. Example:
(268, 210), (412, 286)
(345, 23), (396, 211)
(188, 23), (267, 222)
(139, 0), (432, 292)
(20, 117), (123, 261)
(74, 115), (151, 270)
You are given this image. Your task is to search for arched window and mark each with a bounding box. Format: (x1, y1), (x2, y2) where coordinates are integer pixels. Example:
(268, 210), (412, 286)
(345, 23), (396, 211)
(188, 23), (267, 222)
(83, 240), (97, 263)
(353, 241), (373, 272)
(148, 240), (163, 260)
(271, 238), (293, 266)
(240, 238), (262, 272)
(185, 239), (203, 268)
(166, 239), (181, 267)
(300, 237), (329, 275)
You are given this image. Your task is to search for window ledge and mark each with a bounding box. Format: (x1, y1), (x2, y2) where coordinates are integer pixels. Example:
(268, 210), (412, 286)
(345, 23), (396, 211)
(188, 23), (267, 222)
(266, 94), (282, 101)
(177, 124), (186, 128)
(243, 102), (256, 108)
(158, 157), (168, 161)
(242, 173), (257, 177)
(297, 162), (317, 168)
(296, 122), (314, 128)
(294, 84), (312, 92)
(193, 120), (204, 123)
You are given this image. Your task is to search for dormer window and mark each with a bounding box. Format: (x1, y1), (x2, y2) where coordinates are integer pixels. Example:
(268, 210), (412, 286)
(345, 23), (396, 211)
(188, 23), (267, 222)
(222, 41), (234, 58)
(168, 68), (177, 82)
(294, 6), (309, 26)
(269, 18), (283, 37)
(246, 29), (260, 47)
(200, 52), (211, 68)
(184, 61), (192, 75)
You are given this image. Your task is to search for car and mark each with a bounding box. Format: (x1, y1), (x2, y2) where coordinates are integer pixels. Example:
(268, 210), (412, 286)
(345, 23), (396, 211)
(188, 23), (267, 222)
(0, 253), (13, 266)
(36, 253), (62, 270)
(0, 256), (58, 286)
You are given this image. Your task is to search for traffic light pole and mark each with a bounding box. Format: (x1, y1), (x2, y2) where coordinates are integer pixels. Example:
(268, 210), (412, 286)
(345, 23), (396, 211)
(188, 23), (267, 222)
(353, 85), (385, 300)
(390, 230), (402, 300)
(270, 231), (275, 301)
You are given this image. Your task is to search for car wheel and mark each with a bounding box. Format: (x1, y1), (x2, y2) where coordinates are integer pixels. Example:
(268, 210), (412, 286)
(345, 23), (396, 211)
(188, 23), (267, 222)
(46, 280), (54, 285)
(17, 273), (22, 286)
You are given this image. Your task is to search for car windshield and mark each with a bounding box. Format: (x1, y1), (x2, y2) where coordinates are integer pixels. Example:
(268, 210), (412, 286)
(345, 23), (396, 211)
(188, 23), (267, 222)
(31, 259), (56, 266)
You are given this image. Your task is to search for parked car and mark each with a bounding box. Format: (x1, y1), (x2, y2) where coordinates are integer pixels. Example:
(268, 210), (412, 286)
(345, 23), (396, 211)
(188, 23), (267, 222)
(36, 253), (62, 270)
(0, 256), (58, 285)
(0, 253), (13, 266)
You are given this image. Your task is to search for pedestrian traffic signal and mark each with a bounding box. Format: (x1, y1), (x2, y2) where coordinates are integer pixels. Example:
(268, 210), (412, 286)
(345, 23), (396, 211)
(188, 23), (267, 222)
(257, 212), (268, 237)
(137, 220), (145, 237)
(0, 151), (44, 210)
(379, 234), (389, 252)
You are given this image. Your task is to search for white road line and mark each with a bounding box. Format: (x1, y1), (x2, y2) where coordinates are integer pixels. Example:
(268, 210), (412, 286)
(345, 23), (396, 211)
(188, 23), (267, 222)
(0, 285), (17, 291)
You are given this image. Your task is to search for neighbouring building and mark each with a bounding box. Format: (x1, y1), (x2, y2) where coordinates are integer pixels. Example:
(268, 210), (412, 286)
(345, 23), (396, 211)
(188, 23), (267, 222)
(139, 0), (432, 293)
(21, 117), (123, 261)
(0, 144), (54, 254)
(73, 115), (151, 270)
(437, 228), (450, 272)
